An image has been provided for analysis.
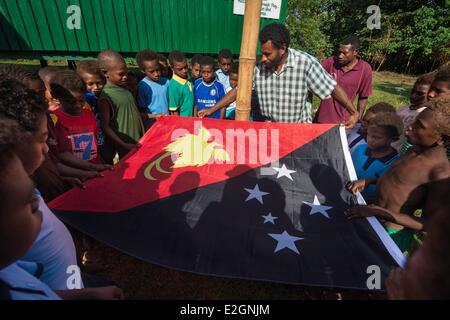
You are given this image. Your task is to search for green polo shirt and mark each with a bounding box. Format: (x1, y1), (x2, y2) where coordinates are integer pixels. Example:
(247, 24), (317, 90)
(169, 74), (194, 117)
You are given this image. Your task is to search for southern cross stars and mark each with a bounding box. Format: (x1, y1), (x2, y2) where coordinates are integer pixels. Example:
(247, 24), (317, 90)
(272, 164), (296, 181)
(244, 184), (269, 204)
(262, 213), (278, 224)
(302, 195), (333, 218)
(268, 231), (303, 254)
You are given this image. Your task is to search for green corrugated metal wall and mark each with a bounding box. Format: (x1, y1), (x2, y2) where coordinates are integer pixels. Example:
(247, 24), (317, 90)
(0, 0), (287, 59)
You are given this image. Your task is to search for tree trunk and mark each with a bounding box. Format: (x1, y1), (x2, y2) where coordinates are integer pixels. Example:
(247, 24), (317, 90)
(235, 0), (263, 121)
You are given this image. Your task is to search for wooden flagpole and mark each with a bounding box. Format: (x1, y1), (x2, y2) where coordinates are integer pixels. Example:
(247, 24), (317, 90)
(235, 0), (263, 121)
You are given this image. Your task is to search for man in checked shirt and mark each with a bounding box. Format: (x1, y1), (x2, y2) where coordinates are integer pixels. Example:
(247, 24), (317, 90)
(198, 23), (359, 128)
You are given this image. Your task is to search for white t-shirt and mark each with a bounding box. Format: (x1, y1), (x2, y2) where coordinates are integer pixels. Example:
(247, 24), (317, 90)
(21, 190), (82, 290)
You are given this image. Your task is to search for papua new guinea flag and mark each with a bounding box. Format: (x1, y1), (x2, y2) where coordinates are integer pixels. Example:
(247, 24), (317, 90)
(49, 116), (405, 290)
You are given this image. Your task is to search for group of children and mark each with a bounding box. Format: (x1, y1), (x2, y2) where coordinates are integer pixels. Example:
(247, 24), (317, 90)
(0, 47), (449, 299)
(345, 65), (450, 256)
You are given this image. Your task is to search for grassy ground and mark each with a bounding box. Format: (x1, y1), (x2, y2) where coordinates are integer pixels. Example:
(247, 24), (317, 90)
(312, 71), (416, 113)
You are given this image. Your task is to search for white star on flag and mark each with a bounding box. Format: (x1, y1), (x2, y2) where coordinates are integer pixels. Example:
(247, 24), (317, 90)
(268, 231), (303, 254)
(261, 213), (278, 224)
(272, 164), (296, 181)
(244, 184), (269, 204)
(302, 195), (333, 218)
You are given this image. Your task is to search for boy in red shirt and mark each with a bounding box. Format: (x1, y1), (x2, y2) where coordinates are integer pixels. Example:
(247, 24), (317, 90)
(50, 70), (103, 164)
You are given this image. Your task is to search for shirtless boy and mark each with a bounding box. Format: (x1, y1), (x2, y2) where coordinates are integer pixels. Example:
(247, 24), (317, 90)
(346, 96), (450, 250)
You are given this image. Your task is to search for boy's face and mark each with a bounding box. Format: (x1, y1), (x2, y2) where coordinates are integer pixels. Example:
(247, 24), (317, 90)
(0, 155), (42, 268)
(406, 108), (442, 147)
(79, 72), (105, 96)
(366, 125), (394, 151)
(337, 44), (357, 67)
(428, 80), (450, 100)
(201, 65), (215, 84)
(219, 58), (232, 74)
(410, 83), (430, 106)
(171, 60), (189, 79)
(60, 91), (86, 116)
(191, 63), (201, 79)
(229, 72), (239, 89)
(142, 60), (161, 82)
(105, 61), (129, 87)
(15, 113), (49, 175)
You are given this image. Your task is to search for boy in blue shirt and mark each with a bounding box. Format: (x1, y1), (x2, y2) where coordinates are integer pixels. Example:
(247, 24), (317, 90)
(215, 49), (233, 92)
(194, 56), (226, 119)
(136, 49), (169, 123)
(347, 112), (404, 203)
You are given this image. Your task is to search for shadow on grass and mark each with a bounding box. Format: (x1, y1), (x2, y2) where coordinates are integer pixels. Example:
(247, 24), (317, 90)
(373, 82), (411, 101)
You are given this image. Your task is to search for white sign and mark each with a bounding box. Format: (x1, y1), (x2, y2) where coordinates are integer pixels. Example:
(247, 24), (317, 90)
(233, 0), (282, 20)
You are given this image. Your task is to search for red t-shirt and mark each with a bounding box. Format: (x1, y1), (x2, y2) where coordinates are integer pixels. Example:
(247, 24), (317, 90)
(53, 108), (100, 163)
(315, 56), (372, 123)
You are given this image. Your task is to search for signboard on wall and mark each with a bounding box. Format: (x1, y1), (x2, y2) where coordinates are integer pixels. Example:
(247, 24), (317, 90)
(233, 0), (282, 20)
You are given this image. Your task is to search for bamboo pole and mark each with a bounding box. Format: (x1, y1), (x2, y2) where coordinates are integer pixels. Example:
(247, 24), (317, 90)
(235, 0), (263, 121)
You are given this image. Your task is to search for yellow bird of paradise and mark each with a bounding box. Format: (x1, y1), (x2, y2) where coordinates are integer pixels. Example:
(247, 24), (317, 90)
(144, 126), (230, 181)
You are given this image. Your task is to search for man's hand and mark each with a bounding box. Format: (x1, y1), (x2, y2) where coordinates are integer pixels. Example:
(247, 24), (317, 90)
(198, 109), (213, 118)
(89, 286), (125, 300)
(346, 179), (367, 195)
(343, 111), (359, 129)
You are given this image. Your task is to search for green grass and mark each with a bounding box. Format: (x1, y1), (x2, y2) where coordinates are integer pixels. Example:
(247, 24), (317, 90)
(312, 71), (416, 114)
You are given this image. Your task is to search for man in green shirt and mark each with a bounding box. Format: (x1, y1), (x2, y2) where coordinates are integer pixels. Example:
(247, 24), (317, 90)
(168, 51), (194, 117)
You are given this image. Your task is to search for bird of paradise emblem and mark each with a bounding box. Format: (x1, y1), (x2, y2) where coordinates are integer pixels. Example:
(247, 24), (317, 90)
(144, 126), (230, 181)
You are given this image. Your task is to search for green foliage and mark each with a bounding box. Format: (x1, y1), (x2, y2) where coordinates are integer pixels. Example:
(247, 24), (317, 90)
(285, 0), (449, 73)
(286, 0), (333, 59)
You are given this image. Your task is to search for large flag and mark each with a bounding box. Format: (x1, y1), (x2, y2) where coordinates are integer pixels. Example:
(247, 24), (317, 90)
(49, 116), (405, 290)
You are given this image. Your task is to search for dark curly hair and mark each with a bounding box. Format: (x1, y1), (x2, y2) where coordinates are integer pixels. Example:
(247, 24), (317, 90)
(168, 50), (186, 65)
(191, 54), (203, 67)
(340, 35), (360, 51)
(0, 64), (40, 83)
(0, 118), (23, 196)
(0, 80), (47, 133)
(259, 23), (290, 49)
(415, 72), (435, 87)
(367, 102), (396, 115)
(425, 95), (450, 136)
(218, 49), (232, 60)
(433, 64), (450, 84)
(136, 49), (159, 71)
(50, 70), (85, 100)
(370, 112), (404, 138)
(200, 56), (215, 69)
